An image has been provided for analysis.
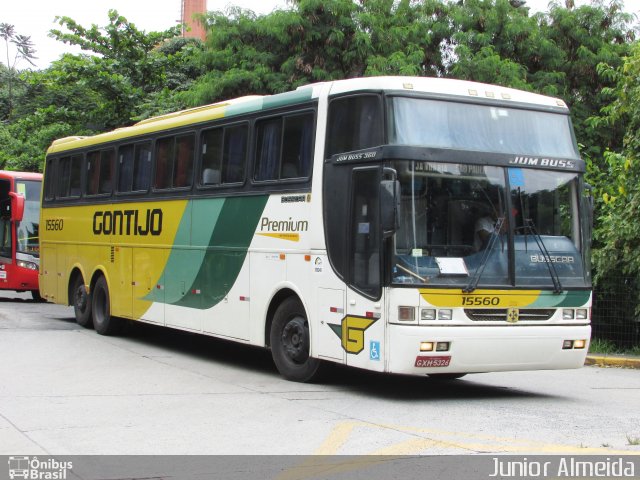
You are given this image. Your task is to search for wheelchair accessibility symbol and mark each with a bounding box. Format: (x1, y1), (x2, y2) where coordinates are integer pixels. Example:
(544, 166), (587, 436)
(370, 341), (380, 361)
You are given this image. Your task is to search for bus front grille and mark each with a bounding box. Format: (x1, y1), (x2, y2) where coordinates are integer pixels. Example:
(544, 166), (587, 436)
(464, 308), (556, 322)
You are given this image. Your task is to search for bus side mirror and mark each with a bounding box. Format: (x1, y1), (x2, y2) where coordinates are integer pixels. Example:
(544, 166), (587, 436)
(380, 179), (401, 238)
(9, 191), (25, 222)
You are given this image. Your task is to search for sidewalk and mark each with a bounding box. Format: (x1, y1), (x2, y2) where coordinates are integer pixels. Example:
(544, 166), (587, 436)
(585, 353), (640, 369)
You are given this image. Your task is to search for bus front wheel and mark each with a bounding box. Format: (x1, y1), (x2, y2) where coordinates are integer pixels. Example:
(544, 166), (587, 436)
(72, 276), (92, 328)
(428, 373), (467, 380)
(92, 276), (123, 335)
(31, 289), (44, 302)
(270, 297), (322, 383)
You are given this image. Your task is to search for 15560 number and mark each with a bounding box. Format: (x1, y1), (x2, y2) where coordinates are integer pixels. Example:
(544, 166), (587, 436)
(45, 219), (64, 231)
(461, 296), (500, 306)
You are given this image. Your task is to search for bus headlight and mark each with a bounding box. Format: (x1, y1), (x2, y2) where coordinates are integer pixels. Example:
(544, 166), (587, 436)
(17, 260), (38, 271)
(420, 309), (436, 321)
(562, 309), (575, 320)
(438, 309), (453, 321)
(575, 309), (589, 320)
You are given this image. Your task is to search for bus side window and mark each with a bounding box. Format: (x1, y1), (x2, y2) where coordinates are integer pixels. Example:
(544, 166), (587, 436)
(44, 158), (56, 201)
(58, 155), (83, 198)
(117, 144), (135, 193)
(100, 150), (115, 194)
(222, 125), (247, 184)
(326, 95), (383, 157)
(133, 143), (152, 192)
(200, 128), (223, 186)
(86, 151), (100, 195)
(155, 137), (175, 190)
(174, 134), (195, 189)
(255, 118), (282, 182)
(281, 113), (314, 179)
(86, 149), (114, 196)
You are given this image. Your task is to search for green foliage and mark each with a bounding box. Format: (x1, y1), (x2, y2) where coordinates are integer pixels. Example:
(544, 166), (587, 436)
(588, 338), (620, 354)
(0, 11), (204, 171)
(50, 10), (183, 92)
(587, 42), (640, 315)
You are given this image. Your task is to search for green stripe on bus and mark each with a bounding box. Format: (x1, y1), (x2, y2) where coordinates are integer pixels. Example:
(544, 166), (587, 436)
(225, 88), (314, 118)
(145, 195), (269, 309)
(529, 290), (591, 308)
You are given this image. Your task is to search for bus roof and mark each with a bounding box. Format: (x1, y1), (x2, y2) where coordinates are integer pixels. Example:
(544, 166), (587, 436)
(47, 76), (568, 155)
(324, 76), (567, 109)
(0, 170), (42, 181)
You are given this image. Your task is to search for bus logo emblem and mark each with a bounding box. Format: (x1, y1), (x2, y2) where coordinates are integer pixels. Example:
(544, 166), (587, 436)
(506, 308), (519, 323)
(328, 315), (378, 354)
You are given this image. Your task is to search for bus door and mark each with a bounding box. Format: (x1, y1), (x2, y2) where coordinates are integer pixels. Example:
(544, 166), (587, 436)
(344, 167), (387, 372)
(0, 179), (14, 288)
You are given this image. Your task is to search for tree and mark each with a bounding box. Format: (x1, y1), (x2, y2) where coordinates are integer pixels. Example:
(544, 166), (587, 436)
(0, 23), (37, 119)
(588, 42), (640, 287)
(0, 11), (203, 171)
(50, 10), (183, 93)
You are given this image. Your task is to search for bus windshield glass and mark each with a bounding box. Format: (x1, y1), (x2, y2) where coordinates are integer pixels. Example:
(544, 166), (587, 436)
(389, 97), (580, 159)
(16, 180), (41, 257)
(392, 161), (588, 289)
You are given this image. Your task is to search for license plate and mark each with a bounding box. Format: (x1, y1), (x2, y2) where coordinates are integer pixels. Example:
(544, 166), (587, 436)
(415, 355), (451, 368)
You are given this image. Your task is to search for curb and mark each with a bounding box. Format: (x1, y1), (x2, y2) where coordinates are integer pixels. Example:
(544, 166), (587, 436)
(585, 355), (640, 369)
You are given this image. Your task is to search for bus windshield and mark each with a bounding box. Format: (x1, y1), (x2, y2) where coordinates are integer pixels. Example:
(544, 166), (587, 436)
(16, 180), (40, 257)
(392, 161), (589, 289)
(389, 97), (580, 159)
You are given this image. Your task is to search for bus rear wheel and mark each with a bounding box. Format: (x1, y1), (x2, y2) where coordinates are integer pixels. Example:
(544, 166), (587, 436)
(92, 276), (123, 335)
(270, 297), (322, 383)
(72, 276), (92, 328)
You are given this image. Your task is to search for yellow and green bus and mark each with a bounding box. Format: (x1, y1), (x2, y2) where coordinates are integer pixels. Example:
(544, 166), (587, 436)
(40, 77), (592, 382)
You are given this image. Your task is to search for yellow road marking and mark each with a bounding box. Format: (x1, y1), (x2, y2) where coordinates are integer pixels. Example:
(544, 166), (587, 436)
(276, 421), (640, 480)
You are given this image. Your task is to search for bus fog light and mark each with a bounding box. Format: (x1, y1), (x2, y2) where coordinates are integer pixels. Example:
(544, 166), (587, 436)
(398, 306), (415, 322)
(421, 308), (436, 321)
(573, 339), (587, 349)
(562, 309), (574, 320)
(562, 340), (573, 349)
(436, 341), (450, 352)
(438, 309), (452, 320)
(576, 309), (588, 320)
(420, 342), (434, 352)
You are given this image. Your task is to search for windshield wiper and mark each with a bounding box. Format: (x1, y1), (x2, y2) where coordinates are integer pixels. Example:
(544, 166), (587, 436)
(463, 217), (505, 293)
(522, 219), (563, 294)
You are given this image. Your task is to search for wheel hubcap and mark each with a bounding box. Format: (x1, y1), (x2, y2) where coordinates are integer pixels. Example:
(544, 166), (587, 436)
(281, 317), (308, 364)
(75, 287), (87, 312)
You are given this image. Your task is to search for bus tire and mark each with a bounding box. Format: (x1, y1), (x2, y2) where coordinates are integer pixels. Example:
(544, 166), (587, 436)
(428, 373), (467, 380)
(92, 276), (123, 336)
(270, 297), (322, 383)
(72, 276), (92, 328)
(31, 290), (44, 302)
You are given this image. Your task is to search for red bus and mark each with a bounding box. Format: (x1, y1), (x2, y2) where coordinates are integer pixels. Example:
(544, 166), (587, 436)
(0, 171), (42, 301)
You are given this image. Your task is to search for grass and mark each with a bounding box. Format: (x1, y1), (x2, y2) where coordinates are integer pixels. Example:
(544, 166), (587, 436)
(588, 338), (621, 355)
(588, 338), (640, 356)
(629, 345), (640, 356)
(626, 434), (640, 446)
